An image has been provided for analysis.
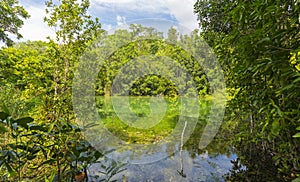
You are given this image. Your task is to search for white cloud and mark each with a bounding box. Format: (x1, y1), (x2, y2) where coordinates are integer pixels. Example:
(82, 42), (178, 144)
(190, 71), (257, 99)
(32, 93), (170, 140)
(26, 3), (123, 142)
(91, 0), (198, 31)
(14, 0), (199, 42)
(91, 0), (136, 3)
(102, 24), (113, 31)
(93, 0), (136, 3)
(91, 0), (169, 15)
(19, 5), (55, 42)
(164, 0), (198, 30)
(116, 15), (127, 25)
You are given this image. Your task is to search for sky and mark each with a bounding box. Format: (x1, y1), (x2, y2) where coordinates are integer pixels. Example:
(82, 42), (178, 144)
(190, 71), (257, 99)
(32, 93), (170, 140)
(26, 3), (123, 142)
(17, 0), (199, 42)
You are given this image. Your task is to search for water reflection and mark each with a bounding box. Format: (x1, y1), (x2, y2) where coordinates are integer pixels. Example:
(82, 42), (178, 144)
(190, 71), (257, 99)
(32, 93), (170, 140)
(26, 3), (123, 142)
(88, 97), (237, 181)
(89, 143), (239, 181)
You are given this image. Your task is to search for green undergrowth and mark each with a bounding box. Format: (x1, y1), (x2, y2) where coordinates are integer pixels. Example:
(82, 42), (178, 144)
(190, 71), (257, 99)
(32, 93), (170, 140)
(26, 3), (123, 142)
(95, 96), (212, 144)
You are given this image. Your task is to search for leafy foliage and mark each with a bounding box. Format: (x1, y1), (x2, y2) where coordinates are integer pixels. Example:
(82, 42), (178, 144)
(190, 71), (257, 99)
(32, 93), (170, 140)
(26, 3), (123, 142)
(95, 27), (209, 97)
(0, 111), (106, 181)
(0, 0), (29, 46)
(0, 1), (124, 181)
(195, 0), (300, 180)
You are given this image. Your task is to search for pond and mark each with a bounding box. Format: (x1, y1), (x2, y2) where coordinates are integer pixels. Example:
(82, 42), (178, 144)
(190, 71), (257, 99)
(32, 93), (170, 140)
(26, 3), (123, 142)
(88, 145), (239, 181)
(78, 96), (250, 181)
(88, 136), (241, 181)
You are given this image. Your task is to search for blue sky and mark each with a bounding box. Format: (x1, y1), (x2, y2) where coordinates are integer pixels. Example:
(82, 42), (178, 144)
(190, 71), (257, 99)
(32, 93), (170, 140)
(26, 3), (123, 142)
(18, 0), (198, 41)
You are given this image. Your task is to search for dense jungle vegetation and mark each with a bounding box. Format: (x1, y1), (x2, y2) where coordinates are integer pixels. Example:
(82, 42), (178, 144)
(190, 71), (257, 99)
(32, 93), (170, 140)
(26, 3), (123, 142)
(0, 0), (299, 181)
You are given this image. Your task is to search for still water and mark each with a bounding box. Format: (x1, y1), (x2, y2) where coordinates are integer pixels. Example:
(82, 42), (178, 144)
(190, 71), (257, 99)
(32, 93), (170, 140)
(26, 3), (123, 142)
(89, 147), (238, 181)
(84, 97), (240, 181)
(86, 128), (242, 182)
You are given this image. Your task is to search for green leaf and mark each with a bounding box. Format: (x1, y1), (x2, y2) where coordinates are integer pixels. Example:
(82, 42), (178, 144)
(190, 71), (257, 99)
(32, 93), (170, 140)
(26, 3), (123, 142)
(40, 159), (55, 166)
(46, 171), (56, 182)
(0, 112), (9, 120)
(14, 117), (34, 129)
(256, 37), (270, 45)
(293, 132), (300, 138)
(5, 163), (16, 176)
(26, 154), (36, 160)
(292, 77), (300, 84)
(292, 177), (300, 182)
(1, 105), (10, 115)
(48, 122), (55, 133)
(271, 120), (280, 136)
(29, 125), (48, 132)
(0, 125), (8, 133)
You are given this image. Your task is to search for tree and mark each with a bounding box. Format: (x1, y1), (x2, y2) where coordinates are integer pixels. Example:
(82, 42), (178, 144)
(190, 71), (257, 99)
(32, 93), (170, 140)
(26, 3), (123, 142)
(195, 0), (300, 179)
(0, 41), (51, 119)
(167, 26), (179, 44)
(44, 0), (101, 121)
(94, 26), (208, 98)
(0, 0), (29, 46)
(43, 0), (102, 180)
